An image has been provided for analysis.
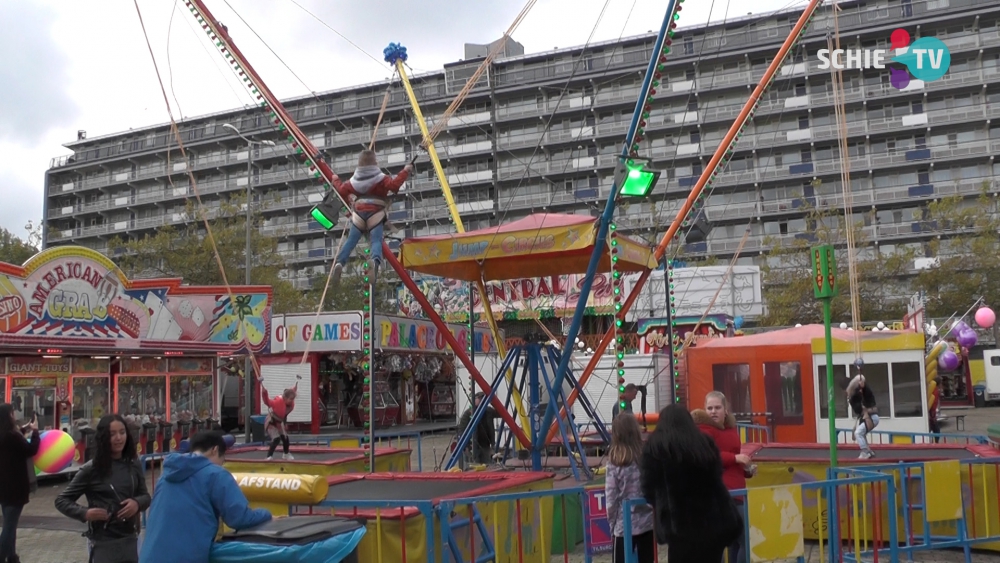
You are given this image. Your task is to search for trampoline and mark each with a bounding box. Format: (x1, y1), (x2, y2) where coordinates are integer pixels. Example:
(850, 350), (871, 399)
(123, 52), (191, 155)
(228, 449), (359, 461)
(224, 446), (412, 476)
(745, 442), (996, 462)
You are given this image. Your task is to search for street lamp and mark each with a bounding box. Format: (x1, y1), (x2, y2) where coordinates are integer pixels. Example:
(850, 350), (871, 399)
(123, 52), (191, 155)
(222, 122), (275, 443)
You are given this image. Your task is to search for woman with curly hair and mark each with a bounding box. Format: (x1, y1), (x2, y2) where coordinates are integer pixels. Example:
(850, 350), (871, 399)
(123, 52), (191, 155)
(56, 414), (150, 563)
(640, 404), (742, 563)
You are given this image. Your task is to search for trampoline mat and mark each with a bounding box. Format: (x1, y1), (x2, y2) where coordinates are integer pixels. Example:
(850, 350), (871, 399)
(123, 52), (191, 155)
(228, 450), (358, 462)
(326, 479), (494, 502)
(755, 446), (979, 461)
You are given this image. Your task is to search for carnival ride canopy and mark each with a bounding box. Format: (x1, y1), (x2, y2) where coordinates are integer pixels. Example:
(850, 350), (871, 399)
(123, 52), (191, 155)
(399, 213), (657, 282)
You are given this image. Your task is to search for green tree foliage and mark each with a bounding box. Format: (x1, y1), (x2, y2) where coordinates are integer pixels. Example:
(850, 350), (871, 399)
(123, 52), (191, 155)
(304, 262), (398, 314)
(913, 190), (1000, 318)
(759, 207), (914, 326)
(108, 197), (307, 314)
(0, 227), (39, 265)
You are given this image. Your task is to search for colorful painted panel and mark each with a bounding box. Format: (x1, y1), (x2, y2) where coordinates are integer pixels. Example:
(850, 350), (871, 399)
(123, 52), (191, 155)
(924, 460), (963, 522)
(747, 484), (805, 563)
(0, 246), (271, 353)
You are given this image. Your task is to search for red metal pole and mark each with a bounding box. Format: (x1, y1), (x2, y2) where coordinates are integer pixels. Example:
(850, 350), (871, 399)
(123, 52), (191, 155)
(546, 0), (823, 443)
(185, 0), (530, 447)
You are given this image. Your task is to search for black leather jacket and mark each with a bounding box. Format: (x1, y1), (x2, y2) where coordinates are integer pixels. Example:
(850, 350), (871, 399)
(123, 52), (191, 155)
(55, 459), (151, 540)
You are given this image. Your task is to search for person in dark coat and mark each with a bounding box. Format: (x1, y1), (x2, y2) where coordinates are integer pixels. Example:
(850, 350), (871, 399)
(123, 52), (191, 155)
(0, 403), (40, 563)
(640, 405), (743, 563)
(56, 414), (151, 563)
(458, 392), (498, 465)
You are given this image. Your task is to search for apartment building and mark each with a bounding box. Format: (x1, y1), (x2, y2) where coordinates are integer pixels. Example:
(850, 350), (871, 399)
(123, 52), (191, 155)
(44, 0), (1000, 293)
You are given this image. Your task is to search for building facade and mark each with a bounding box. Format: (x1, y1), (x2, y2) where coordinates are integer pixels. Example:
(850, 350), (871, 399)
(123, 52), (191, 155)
(44, 0), (1000, 295)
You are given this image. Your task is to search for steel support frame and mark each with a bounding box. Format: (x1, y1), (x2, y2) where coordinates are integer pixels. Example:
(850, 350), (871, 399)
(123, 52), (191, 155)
(186, 0), (530, 447)
(545, 0), (825, 443)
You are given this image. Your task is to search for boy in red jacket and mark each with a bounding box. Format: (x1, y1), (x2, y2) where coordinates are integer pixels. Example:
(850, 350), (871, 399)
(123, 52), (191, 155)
(330, 150), (413, 284)
(259, 374), (300, 460)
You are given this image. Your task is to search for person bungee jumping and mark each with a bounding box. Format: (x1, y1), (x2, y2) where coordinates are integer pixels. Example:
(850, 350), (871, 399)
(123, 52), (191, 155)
(847, 370), (879, 459)
(330, 150), (413, 284)
(258, 373), (300, 461)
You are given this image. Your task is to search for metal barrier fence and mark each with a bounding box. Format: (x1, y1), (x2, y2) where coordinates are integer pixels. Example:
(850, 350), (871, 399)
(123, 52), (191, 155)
(614, 456), (1000, 563)
(736, 422), (771, 444)
(290, 487), (588, 563)
(834, 428), (991, 447)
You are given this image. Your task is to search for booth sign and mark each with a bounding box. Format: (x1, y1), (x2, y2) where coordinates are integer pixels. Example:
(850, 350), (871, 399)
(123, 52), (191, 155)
(0, 246), (272, 353)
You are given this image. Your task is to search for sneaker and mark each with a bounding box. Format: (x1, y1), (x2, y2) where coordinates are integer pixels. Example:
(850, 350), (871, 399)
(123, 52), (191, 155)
(265, 456), (273, 461)
(858, 451), (868, 460)
(283, 453), (295, 460)
(866, 449), (876, 459)
(331, 263), (343, 285)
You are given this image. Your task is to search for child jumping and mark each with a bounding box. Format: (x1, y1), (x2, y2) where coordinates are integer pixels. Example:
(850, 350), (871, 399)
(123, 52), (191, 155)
(330, 150), (413, 284)
(605, 413), (655, 563)
(258, 374), (300, 460)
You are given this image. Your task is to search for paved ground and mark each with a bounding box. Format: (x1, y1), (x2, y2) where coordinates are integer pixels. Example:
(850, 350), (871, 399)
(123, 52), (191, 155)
(5, 407), (998, 562)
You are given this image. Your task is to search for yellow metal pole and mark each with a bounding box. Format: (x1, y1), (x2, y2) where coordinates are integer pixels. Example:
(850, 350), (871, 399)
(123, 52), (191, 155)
(395, 61), (532, 438)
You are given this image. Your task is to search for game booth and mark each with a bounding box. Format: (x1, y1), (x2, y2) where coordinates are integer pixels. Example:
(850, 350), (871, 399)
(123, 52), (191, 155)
(266, 311), (498, 434)
(0, 246), (272, 474)
(684, 324), (931, 443)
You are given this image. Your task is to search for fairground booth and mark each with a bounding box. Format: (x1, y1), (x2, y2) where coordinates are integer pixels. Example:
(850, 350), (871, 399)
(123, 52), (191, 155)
(685, 325), (929, 443)
(266, 312), (498, 433)
(0, 246), (271, 468)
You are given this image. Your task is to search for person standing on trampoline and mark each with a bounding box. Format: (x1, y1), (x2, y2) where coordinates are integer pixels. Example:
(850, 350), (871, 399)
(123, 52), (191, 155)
(847, 373), (879, 459)
(259, 374), (300, 461)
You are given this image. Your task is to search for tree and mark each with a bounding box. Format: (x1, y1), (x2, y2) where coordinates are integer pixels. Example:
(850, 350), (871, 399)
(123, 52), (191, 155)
(108, 196), (308, 314)
(0, 227), (39, 265)
(913, 189), (1000, 318)
(758, 207), (914, 326)
(304, 263), (398, 314)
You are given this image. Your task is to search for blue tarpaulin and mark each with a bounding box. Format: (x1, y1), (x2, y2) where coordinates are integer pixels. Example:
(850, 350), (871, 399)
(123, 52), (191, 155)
(209, 526), (365, 563)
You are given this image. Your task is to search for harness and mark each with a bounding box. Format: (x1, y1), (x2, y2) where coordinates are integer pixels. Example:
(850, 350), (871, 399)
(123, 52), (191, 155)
(349, 196), (389, 232)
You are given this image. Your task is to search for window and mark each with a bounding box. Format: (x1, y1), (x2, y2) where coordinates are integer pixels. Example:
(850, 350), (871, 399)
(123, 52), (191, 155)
(712, 364), (752, 414)
(892, 362), (923, 417)
(798, 115), (810, 130)
(763, 362), (804, 424)
(857, 363), (891, 416)
(690, 131), (701, 144)
(817, 364), (848, 419)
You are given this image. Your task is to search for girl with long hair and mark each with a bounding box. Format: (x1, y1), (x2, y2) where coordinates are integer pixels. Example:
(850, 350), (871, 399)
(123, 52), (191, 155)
(605, 414), (654, 563)
(0, 403), (40, 563)
(56, 414), (150, 563)
(258, 374), (299, 461)
(693, 391), (754, 563)
(640, 405), (743, 563)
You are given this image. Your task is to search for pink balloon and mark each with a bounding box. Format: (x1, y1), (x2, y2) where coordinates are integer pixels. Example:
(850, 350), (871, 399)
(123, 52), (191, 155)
(975, 307), (996, 329)
(938, 350), (960, 371)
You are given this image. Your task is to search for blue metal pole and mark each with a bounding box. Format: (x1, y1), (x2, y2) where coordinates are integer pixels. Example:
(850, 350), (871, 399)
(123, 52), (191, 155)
(526, 344), (543, 470)
(538, 0), (679, 446)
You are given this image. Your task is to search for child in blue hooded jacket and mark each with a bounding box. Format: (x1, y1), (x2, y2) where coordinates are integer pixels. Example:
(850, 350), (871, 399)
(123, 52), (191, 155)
(139, 431), (271, 563)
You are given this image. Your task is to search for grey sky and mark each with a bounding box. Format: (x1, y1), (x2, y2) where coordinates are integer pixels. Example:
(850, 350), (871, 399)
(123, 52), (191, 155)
(0, 0), (799, 240)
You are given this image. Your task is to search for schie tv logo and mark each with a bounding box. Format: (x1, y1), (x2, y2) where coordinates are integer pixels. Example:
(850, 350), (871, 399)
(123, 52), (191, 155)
(816, 29), (951, 89)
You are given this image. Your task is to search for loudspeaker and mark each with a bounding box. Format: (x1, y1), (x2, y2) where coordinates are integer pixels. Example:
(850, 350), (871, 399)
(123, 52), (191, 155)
(684, 210), (712, 244)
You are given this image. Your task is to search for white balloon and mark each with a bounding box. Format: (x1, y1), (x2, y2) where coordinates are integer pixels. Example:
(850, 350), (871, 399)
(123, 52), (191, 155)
(840, 322), (848, 329)
(877, 321), (886, 330)
(577, 340), (585, 348)
(795, 323), (802, 328)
